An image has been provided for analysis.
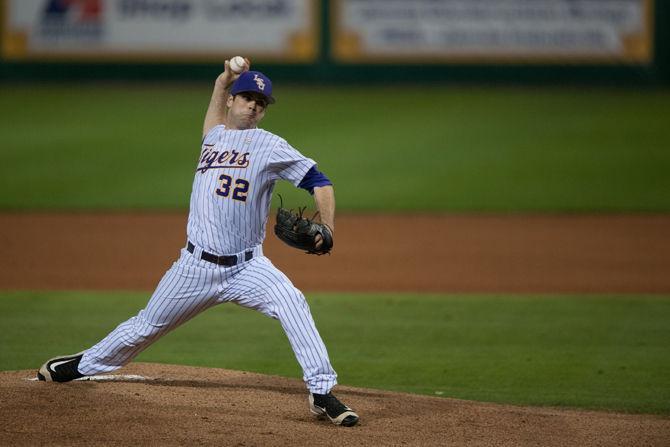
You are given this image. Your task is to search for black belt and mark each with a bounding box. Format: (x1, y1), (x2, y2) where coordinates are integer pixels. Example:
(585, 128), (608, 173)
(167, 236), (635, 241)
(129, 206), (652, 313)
(187, 241), (253, 267)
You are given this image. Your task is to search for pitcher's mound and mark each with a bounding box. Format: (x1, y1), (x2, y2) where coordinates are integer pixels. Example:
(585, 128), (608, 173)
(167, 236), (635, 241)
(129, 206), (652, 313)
(2, 363), (668, 446)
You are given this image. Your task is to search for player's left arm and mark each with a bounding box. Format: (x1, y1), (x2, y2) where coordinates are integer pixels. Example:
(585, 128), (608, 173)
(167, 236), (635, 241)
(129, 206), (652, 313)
(298, 166), (335, 232)
(312, 185), (335, 251)
(313, 185), (335, 233)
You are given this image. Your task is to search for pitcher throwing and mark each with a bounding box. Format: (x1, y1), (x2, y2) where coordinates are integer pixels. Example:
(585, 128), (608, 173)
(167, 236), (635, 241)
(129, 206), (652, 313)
(37, 58), (359, 427)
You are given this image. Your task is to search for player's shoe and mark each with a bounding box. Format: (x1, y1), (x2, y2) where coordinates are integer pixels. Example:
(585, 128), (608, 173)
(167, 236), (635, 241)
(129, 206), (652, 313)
(309, 392), (359, 427)
(37, 352), (85, 382)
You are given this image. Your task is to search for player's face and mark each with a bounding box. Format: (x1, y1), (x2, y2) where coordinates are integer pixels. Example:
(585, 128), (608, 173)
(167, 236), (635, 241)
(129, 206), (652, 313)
(226, 93), (267, 130)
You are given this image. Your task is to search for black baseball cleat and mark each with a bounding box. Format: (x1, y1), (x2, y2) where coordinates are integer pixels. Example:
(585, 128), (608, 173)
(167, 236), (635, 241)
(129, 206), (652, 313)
(309, 392), (359, 427)
(37, 352), (85, 382)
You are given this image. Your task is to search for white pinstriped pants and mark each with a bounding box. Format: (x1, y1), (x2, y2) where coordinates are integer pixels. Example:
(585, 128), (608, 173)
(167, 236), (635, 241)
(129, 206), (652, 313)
(78, 246), (338, 394)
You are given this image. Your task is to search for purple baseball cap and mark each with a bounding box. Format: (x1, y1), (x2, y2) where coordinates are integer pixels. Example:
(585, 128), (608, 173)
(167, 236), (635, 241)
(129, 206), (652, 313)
(230, 70), (275, 104)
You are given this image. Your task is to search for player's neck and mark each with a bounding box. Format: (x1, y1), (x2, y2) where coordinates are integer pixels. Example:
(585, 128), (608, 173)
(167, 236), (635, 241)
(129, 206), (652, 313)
(225, 121), (258, 131)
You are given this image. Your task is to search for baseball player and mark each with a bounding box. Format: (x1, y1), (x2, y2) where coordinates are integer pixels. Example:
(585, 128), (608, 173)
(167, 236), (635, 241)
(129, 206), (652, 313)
(37, 59), (359, 427)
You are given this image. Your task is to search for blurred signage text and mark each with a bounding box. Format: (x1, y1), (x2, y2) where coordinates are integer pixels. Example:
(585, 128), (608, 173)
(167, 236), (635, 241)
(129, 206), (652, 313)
(1, 0), (318, 62)
(332, 0), (654, 64)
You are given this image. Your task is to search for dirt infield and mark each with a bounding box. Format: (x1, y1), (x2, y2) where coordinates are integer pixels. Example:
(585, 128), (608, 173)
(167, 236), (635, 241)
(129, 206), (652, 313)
(2, 212), (670, 446)
(2, 363), (669, 447)
(1, 212), (669, 293)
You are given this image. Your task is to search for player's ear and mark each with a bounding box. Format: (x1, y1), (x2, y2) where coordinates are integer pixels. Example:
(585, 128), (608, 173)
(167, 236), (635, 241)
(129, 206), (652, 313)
(226, 94), (234, 107)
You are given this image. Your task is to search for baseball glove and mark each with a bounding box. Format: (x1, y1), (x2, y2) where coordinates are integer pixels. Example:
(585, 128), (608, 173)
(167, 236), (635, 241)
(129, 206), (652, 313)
(274, 197), (333, 255)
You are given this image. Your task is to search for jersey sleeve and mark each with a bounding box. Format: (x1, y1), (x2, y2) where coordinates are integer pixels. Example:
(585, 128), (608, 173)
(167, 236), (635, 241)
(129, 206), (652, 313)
(268, 139), (316, 186)
(298, 166), (333, 194)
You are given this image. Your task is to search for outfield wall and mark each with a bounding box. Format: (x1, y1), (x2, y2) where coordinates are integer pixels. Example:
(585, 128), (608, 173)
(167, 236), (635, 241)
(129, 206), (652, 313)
(0, 0), (668, 84)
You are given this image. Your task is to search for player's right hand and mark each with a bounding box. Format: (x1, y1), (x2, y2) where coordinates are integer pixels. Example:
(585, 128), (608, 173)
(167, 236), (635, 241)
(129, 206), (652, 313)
(219, 58), (251, 88)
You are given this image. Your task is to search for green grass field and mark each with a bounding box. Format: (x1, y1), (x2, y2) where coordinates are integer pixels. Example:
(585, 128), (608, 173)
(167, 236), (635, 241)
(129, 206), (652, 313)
(1, 84), (669, 211)
(2, 291), (669, 415)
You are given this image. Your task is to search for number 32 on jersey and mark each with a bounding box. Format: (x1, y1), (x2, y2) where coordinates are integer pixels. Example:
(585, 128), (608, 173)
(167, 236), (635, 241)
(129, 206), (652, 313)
(215, 174), (249, 202)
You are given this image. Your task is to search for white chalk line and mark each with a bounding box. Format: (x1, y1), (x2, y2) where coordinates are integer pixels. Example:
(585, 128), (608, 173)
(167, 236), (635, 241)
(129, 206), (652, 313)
(26, 374), (153, 382)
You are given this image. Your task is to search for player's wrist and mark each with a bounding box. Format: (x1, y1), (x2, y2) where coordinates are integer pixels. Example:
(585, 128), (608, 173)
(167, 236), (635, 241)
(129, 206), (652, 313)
(216, 74), (233, 89)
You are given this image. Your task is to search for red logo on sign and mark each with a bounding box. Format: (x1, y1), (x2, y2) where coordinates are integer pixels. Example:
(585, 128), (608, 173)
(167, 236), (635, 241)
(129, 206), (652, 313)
(44, 0), (102, 23)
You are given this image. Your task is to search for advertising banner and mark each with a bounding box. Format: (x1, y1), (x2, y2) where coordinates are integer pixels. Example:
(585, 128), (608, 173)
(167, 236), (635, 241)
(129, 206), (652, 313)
(332, 0), (654, 64)
(1, 0), (319, 62)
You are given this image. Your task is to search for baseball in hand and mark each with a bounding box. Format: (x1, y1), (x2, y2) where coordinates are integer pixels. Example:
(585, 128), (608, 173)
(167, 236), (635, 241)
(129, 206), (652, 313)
(229, 56), (247, 74)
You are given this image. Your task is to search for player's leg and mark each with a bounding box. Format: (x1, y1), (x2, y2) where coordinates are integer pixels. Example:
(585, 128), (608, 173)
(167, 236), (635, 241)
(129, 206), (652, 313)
(79, 252), (222, 375)
(223, 256), (358, 426)
(223, 256), (337, 392)
(265, 283), (358, 426)
(38, 250), (222, 381)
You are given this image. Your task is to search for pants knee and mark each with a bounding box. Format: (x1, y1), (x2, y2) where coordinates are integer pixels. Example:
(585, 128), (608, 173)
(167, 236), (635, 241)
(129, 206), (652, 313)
(275, 287), (311, 317)
(123, 315), (167, 346)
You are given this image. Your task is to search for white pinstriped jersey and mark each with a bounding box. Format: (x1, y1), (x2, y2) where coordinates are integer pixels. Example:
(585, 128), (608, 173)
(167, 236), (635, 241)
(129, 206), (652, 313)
(187, 125), (316, 254)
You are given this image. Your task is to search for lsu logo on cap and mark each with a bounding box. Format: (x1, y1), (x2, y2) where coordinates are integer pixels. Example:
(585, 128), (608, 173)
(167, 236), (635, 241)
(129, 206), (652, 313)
(253, 74), (266, 91)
